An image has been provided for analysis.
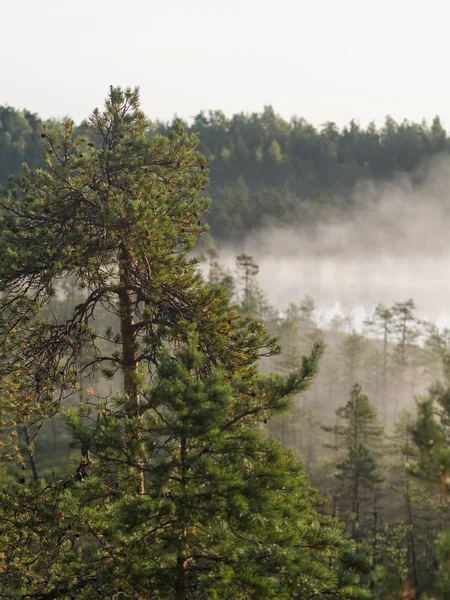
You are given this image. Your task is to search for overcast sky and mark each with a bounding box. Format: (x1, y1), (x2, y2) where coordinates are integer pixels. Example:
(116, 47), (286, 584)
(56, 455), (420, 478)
(2, 0), (450, 127)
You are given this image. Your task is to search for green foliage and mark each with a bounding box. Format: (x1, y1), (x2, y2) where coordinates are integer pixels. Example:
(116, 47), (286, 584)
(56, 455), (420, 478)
(323, 385), (384, 544)
(0, 87), (280, 446)
(433, 530), (450, 598)
(33, 336), (368, 599)
(0, 107), (44, 185)
(0, 88), (369, 600)
(326, 384), (383, 450)
(0, 336), (371, 599)
(2, 104), (450, 239)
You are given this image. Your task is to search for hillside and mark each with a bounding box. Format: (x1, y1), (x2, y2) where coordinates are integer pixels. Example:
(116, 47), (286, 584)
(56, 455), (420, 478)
(1, 105), (449, 239)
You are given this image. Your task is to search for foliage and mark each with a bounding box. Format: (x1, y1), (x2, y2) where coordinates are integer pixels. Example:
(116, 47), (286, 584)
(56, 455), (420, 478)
(0, 88), (369, 600)
(2, 105), (450, 239)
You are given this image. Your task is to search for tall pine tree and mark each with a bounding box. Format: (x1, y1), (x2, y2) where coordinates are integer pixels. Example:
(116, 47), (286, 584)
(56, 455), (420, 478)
(0, 87), (370, 600)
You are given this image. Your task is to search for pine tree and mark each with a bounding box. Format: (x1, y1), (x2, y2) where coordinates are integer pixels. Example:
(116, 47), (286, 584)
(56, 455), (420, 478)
(391, 300), (420, 419)
(0, 88), (370, 599)
(431, 530), (450, 599)
(364, 303), (394, 426)
(235, 253), (264, 317)
(0, 87), (277, 469)
(45, 334), (371, 599)
(407, 353), (450, 594)
(388, 411), (419, 589)
(323, 384), (384, 544)
(0, 335), (372, 598)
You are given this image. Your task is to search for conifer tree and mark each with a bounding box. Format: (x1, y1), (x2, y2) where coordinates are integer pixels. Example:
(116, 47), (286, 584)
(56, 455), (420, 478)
(387, 410), (420, 590)
(364, 304), (394, 426)
(430, 530), (450, 599)
(0, 87), (278, 469)
(408, 355), (450, 595)
(200, 237), (234, 298)
(323, 384), (384, 543)
(391, 300), (420, 419)
(235, 253), (278, 330)
(274, 297), (322, 453)
(277, 297), (320, 374)
(0, 88), (370, 599)
(235, 253), (264, 317)
(12, 334), (370, 600)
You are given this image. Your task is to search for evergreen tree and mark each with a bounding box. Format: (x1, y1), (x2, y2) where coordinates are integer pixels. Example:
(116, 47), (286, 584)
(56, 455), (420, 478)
(384, 408), (445, 595)
(407, 354), (450, 596)
(430, 530), (450, 599)
(323, 384), (384, 544)
(0, 87), (369, 599)
(4, 104), (450, 239)
(386, 411), (420, 592)
(274, 297), (322, 453)
(391, 300), (420, 419)
(235, 253), (260, 315)
(235, 253), (276, 324)
(200, 238), (235, 298)
(0, 87), (277, 460)
(364, 304), (394, 426)
(0, 337), (371, 600)
(31, 335), (368, 599)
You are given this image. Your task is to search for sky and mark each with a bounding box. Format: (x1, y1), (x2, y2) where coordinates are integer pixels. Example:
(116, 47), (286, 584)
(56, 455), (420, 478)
(2, 0), (450, 127)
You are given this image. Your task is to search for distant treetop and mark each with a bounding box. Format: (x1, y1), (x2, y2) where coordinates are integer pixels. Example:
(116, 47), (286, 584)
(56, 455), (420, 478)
(1, 105), (448, 239)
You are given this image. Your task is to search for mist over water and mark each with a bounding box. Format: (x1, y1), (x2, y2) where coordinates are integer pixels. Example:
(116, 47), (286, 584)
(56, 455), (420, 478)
(216, 155), (450, 330)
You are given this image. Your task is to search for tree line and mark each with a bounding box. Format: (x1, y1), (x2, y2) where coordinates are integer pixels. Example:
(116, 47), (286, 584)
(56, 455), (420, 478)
(2, 103), (450, 239)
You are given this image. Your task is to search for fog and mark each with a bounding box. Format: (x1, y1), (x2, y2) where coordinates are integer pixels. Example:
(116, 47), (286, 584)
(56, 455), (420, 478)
(215, 155), (450, 329)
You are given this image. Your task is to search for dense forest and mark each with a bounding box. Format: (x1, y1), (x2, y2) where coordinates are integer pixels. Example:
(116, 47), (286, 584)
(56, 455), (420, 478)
(1, 103), (449, 238)
(1, 90), (450, 599)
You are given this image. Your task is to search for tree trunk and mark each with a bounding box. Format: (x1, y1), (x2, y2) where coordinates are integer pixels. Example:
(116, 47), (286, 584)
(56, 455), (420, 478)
(372, 488), (378, 557)
(404, 418), (418, 589)
(352, 475), (360, 542)
(118, 245), (144, 494)
(382, 329), (387, 427)
(23, 426), (39, 480)
(405, 485), (418, 589)
(175, 436), (188, 600)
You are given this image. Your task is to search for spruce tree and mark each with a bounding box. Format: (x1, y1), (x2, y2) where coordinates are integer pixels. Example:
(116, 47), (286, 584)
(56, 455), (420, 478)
(385, 408), (445, 594)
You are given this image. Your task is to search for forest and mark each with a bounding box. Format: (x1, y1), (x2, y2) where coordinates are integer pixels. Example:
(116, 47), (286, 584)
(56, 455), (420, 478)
(1, 102), (449, 239)
(0, 88), (449, 599)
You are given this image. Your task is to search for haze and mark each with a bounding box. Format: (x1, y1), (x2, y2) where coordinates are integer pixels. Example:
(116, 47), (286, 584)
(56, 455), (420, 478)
(4, 0), (450, 323)
(216, 156), (450, 330)
(3, 0), (450, 127)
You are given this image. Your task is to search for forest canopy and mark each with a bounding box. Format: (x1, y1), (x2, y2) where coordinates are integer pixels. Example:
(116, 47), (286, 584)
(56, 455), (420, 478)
(1, 104), (448, 239)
